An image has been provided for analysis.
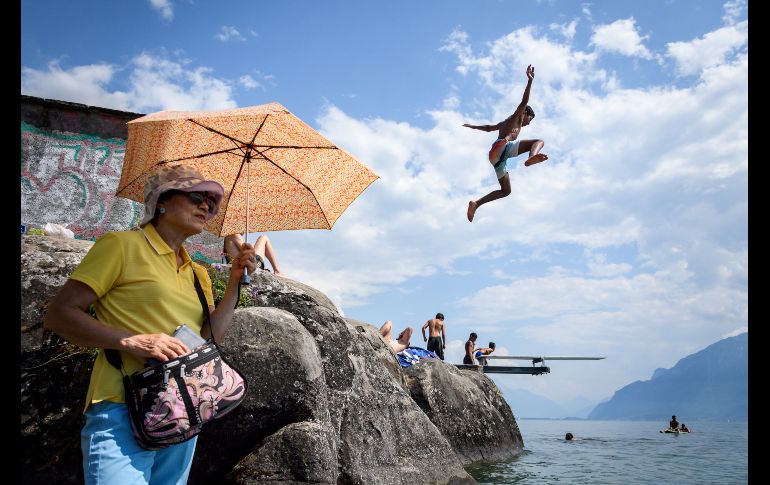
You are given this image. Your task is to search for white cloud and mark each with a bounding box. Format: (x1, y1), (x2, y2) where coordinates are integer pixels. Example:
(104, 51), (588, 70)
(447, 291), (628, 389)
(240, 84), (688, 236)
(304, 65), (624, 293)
(582, 3), (593, 21)
(550, 19), (579, 40)
(438, 29), (473, 75)
(21, 53), (238, 112)
(722, 326), (747, 338)
(127, 53), (237, 111)
(722, 0), (745, 25)
(666, 20), (747, 76)
(440, 26), (603, 95)
(216, 26), (246, 42)
(21, 60), (131, 109)
(585, 252), (632, 277)
(590, 18), (653, 59)
(238, 75), (260, 89)
(148, 0), (173, 21)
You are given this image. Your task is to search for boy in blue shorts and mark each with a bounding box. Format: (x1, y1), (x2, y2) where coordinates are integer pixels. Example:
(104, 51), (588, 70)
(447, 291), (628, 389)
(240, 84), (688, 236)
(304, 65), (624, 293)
(463, 64), (548, 222)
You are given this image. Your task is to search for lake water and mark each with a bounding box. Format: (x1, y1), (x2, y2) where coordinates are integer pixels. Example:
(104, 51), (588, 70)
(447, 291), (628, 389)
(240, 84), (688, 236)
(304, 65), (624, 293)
(465, 419), (748, 484)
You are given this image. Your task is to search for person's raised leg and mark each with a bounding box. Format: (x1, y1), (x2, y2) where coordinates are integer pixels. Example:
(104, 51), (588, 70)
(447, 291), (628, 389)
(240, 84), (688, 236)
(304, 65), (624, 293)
(392, 327), (413, 353)
(379, 320), (394, 340)
(518, 139), (548, 166)
(467, 173), (512, 222)
(254, 235), (284, 276)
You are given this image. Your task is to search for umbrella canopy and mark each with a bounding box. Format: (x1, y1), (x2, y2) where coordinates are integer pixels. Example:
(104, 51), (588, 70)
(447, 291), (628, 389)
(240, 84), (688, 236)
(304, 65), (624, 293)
(117, 102), (378, 236)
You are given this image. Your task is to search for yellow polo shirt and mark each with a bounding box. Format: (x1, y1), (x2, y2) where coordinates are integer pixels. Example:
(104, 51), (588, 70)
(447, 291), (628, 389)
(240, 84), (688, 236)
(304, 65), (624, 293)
(70, 224), (214, 412)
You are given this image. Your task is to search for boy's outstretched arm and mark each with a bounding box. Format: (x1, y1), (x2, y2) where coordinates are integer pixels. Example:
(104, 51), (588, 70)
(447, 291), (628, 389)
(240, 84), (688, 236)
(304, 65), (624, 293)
(462, 122), (500, 132)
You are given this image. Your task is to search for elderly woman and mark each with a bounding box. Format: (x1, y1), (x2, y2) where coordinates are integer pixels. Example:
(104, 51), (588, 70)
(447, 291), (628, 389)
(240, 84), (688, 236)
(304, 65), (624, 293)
(44, 165), (255, 485)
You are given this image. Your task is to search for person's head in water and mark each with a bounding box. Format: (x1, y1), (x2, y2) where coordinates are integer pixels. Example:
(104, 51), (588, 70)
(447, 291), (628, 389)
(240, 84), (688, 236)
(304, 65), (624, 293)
(565, 432), (574, 441)
(469, 332), (477, 342)
(523, 105), (536, 126)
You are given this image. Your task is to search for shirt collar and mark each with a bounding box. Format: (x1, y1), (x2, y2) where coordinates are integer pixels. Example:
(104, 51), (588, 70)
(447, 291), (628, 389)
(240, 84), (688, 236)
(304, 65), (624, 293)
(139, 224), (192, 265)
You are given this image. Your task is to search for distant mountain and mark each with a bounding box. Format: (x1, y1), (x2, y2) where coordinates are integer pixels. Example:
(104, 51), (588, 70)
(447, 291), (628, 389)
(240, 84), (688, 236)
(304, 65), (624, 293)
(589, 332), (747, 421)
(502, 389), (596, 419)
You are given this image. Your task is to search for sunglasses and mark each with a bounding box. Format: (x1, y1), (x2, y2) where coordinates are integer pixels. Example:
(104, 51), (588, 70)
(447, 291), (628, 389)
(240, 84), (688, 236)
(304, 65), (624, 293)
(184, 191), (217, 214)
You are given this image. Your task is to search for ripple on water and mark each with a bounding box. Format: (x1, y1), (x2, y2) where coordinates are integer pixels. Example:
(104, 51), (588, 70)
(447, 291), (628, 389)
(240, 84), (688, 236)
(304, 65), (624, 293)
(465, 420), (748, 484)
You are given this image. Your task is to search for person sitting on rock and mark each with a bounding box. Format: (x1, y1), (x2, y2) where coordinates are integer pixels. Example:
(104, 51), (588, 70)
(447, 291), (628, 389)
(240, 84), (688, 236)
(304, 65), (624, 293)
(223, 232), (285, 276)
(379, 320), (413, 353)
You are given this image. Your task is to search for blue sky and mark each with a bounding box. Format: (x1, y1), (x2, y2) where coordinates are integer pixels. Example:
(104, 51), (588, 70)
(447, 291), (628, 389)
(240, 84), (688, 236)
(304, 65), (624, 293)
(21, 0), (748, 409)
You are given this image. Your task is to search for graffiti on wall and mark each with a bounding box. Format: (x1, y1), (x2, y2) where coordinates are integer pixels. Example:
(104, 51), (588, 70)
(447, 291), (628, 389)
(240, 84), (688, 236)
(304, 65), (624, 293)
(21, 122), (222, 262)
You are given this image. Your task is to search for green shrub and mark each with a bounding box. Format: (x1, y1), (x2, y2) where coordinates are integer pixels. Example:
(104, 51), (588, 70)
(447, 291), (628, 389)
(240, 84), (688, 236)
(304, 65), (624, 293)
(208, 264), (254, 308)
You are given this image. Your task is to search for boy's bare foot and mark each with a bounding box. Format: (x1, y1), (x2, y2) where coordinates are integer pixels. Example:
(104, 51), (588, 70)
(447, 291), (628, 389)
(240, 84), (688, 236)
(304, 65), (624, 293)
(467, 200), (478, 222)
(524, 153), (548, 167)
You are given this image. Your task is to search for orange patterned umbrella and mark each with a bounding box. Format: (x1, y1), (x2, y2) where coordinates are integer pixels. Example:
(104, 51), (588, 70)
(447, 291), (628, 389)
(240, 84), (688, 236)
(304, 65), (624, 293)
(117, 102), (379, 236)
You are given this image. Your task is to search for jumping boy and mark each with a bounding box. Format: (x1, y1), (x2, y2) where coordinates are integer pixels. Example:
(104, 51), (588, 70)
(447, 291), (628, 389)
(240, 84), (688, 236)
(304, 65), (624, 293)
(463, 64), (548, 222)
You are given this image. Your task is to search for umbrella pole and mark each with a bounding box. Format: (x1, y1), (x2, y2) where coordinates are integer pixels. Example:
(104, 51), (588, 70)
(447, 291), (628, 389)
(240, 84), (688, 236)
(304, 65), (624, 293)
(240, 154), (251, 285)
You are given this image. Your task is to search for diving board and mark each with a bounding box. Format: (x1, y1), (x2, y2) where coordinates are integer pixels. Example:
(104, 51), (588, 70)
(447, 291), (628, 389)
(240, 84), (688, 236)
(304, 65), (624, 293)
(455, 364), (551, 375)
(455, 355), (605, 376)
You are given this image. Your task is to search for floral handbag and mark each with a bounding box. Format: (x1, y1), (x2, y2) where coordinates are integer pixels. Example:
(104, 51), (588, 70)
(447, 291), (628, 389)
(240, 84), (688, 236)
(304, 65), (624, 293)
(105, 273), (248, 450)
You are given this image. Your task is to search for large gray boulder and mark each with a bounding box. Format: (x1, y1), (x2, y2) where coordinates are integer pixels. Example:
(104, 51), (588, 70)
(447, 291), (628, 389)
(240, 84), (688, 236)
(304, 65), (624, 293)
(403, 361), (524, 463)
(21, 235), (94, 351)
(21, 236), (96, 484)
(20, 236), (524, 484)
(238, 271), (472, 485)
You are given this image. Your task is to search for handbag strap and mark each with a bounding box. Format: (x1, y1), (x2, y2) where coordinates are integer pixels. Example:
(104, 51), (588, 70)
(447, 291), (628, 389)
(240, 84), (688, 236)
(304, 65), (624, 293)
(105, 270), (213, 371)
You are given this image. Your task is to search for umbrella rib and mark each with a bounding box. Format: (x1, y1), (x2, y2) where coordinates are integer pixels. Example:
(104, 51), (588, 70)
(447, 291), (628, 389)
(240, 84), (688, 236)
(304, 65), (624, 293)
(219, 115), (269, 235)
(117, 147), (250, 198)
(259, 145), (337, 150)
(260, 151), (332, 229)
(188, 119), (251, 153)
(161, 147), (247, 163)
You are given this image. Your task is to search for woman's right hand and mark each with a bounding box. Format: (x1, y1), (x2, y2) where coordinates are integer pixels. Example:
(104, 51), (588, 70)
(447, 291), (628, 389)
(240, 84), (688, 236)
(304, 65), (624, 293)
(120, 333), (191, 362)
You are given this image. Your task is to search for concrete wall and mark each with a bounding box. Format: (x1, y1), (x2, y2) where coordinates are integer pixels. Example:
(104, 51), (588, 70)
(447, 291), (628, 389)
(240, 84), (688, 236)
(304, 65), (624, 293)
(20, 95), (223, 262)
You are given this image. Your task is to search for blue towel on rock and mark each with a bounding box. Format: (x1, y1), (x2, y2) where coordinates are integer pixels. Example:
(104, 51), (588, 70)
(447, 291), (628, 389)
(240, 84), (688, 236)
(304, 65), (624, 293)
(396, 346), (438, 368)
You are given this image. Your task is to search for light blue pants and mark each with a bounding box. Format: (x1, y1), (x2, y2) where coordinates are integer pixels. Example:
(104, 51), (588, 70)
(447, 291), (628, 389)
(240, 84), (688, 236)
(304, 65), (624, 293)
(81, 401), (198, 485)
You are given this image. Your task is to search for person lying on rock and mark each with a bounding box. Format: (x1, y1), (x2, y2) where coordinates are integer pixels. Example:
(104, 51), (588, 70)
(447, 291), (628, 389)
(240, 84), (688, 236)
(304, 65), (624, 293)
(379, 320), (413, 353)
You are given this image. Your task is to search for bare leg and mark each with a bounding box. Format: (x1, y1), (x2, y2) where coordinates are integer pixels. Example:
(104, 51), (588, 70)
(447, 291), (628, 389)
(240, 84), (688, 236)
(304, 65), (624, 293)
(225, 234), (256, 274)
(379, 321), (394, 340)
(391, 327), (413, 353)
(253, 235), (284, 276)
(518, 139), (548, 166)
(467, 173), (512, 222)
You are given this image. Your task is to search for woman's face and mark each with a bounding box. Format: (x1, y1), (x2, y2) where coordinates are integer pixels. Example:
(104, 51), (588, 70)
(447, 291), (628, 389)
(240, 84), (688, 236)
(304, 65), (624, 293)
(159, 191), (215, 236)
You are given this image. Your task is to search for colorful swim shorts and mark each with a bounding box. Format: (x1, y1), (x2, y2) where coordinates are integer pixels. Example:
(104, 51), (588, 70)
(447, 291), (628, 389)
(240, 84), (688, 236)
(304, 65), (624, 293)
(489, 139), (520, 179)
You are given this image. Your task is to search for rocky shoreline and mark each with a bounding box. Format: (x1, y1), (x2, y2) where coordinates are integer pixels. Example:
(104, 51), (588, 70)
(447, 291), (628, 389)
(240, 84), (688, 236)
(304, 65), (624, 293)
(21, 235), (524, 484)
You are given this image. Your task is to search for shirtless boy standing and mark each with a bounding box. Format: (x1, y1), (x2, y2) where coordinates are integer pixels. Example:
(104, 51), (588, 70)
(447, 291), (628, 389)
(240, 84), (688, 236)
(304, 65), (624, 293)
(421, 313), (446, 360)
